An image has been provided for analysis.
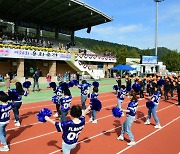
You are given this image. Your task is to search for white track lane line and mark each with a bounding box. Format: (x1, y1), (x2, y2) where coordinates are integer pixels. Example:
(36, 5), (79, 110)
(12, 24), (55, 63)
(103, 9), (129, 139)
(8, 103), (171, 152)
(19, 93), (115, 111)
(8, 97), (132, 131)
(117, 116), (180, 154)
(49, 104), (174, 154)
(14, 97), (117, 121)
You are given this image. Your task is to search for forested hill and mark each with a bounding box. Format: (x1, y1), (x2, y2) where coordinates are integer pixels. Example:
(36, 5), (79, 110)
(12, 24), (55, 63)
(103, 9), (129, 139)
(74, 36), (180, 71)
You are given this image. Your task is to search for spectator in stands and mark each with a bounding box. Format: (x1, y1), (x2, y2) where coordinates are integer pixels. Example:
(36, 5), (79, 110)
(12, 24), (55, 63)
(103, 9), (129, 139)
(83, 49), (87, 55)
(21, 38), (26, 45)
(38, 40), (43, 47)
(43, 40), (46, 47)
(76, 72), (80, 83)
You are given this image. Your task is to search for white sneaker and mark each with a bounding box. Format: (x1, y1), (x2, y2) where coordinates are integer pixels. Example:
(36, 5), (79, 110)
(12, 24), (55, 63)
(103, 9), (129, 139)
(144, 120), (150, 125)
(127, 141), (136, 146)
(117, 135), (124, 141)
(92, 120), (97, 124)
(89, 117), (93, 122)
(15, 121), (21, 127)
(53, 112), (59, 118)
(154, 124), (161, 129)
(0, 145), (9, 151)
(14, 120), (16, 123)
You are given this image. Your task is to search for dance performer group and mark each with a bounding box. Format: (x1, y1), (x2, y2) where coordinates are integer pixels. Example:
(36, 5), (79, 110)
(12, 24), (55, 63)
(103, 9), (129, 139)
(0, 73), (179, 153)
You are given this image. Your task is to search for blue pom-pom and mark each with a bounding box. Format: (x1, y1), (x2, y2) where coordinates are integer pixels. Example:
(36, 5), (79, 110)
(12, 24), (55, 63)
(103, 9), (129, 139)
(68, 81), (74, 87)
(90, 99), (102, 111)
(72, 80), (79, 86)
(0, 91), (6, 96)
(112, 107), (123, 118)
(8, 89), (19, 100)
(23, 81), (31, 89)
(52, 95), (59, 104)
(60, 82), (69, 91)
(92, 81), (99, 87)
(146, 101), (155, 109)
(113, 85), (119, 91)
(37, 108), (52, 123)
(49, 82), (57, 90)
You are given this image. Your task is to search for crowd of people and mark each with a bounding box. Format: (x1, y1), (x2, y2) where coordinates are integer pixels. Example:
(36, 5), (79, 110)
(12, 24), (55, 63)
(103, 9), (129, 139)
(116, 73), (180, 103)
(0, 31), (54, 48)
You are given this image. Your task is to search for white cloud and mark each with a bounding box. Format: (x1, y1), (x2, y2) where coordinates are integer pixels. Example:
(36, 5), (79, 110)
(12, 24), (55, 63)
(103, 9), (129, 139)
(159, 33), (180, 51)
(92, 24), (146, 35)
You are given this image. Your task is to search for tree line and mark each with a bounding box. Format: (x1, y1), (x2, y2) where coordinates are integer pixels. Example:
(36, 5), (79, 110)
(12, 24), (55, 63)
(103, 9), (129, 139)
(74, 36), (180, 71)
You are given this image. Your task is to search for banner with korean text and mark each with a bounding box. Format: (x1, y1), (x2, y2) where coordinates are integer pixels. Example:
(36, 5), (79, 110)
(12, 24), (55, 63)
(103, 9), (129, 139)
(0, 48), (74, 61)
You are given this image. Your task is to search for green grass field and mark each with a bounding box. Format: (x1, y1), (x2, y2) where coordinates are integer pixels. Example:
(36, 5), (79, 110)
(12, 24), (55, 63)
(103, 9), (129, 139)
(0, 78), (125, 104)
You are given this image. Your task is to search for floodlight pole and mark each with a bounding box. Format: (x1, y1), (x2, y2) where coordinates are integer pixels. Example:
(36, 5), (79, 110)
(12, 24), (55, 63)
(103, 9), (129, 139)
(154, 0), (164, 56)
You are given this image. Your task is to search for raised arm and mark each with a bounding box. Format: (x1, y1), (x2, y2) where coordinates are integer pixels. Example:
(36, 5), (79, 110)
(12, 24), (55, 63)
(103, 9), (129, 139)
(45, 116), (55, 125)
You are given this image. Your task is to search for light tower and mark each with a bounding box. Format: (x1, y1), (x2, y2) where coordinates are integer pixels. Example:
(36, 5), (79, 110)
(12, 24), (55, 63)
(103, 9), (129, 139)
(154, 0), (164, 56)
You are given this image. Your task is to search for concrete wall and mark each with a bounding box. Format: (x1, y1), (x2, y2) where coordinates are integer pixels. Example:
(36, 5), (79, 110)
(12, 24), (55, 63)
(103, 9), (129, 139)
(57, 62), (76, 75)
(0, 58), (17, 76)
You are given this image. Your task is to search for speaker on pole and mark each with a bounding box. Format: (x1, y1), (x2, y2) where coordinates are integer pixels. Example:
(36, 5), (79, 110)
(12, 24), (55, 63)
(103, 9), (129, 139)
(87, 26), (91, 33)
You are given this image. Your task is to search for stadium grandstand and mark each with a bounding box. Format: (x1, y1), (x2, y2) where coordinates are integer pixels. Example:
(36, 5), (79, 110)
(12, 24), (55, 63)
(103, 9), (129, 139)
(0, 0), (116, 81)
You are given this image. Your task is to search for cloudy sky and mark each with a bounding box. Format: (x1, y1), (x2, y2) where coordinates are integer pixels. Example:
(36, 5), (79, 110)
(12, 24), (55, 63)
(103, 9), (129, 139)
(76, 0), (180, 51)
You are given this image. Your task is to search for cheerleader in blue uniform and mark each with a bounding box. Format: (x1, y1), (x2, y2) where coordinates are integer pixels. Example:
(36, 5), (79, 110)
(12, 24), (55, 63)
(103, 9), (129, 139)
(78, 80), (89, 111)
(8, 82), (28, 127)
(88, 87), (99, 123)
(0, 93), (13, 151)
(53, 83), (63, 117)
(45, 105), (91, 154)
(59, 89), (72, 122)
(117, 85), (127, 109)
(144, 87), (162, 128)
(117, 91), (138, 146)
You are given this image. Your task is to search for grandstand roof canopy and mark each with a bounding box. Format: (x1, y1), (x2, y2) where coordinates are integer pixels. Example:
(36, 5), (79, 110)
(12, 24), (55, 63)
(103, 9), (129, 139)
(0, 0), (113, 31)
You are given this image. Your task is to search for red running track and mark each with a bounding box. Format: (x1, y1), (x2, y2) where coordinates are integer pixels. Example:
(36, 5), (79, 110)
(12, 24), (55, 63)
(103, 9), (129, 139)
(3, 92), (180, 154)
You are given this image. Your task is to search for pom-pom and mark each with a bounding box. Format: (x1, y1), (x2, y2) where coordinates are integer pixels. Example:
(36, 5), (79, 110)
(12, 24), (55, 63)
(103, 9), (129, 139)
(72, 80), (79, 86)
(68, 81), (74, 87)
(113, 85), (119, 91)
(92, 81), (99, 87)
(112, 107), (123, 118)
(23, 81), (31, 89)
(146, 101), (155, 109)
(0, 91), (6, 96)
(60, 82), (69, 91)
(90, 99), (102, 111)
(8, 89), (19, 100)
(52, 95), (59, 104)
(37, 108), (52, 123)
(49, 82), (57, 90)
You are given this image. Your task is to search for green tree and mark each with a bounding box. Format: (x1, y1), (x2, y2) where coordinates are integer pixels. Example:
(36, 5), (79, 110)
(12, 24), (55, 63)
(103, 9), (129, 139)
(162, 50), (180, 71)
